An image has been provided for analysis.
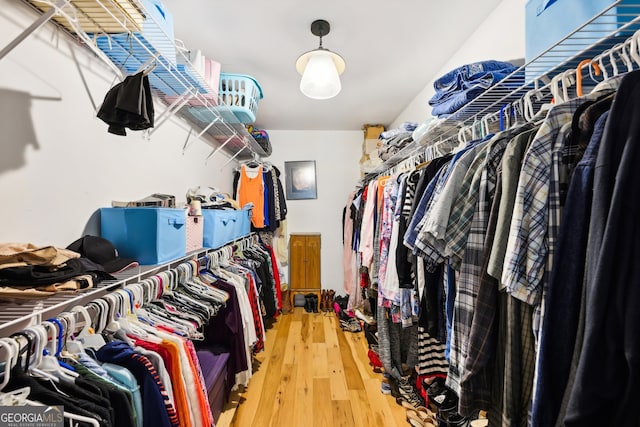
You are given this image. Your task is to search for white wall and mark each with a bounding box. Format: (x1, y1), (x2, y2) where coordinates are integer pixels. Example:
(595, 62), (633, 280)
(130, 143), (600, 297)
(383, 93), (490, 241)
(0, 1), (234, 247)
(266, 130), (361, 295)
(391, 0), (526, 128)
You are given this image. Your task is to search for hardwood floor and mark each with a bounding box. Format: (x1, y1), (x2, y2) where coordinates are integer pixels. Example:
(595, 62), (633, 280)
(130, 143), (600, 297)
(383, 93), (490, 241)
(216, 307), (410, 427)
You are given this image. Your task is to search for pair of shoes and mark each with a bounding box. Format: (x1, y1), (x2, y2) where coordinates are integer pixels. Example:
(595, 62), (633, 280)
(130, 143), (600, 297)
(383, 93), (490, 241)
(340, 317), (362, 332)
(384, 374), (400, 399)
(396, 377), (425, 410)
(304, 293), (318, 313)
(334, 294), (349, 310)
(406, 406), (437, 427)
(320, 290), (327, 312)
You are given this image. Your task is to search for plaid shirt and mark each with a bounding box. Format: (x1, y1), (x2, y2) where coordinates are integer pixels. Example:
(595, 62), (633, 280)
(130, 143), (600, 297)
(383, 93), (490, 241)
(458, 161), (503, 416)
(446, 134), (511, 395)
(502, 80), (621, 307)
(414, 144), (486, 269)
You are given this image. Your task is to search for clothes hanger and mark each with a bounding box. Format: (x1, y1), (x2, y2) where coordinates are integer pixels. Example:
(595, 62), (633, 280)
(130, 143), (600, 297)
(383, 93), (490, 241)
(576, 59), (602, 97)
(628, 30), (640, 68)
(9, 332), (33, 373)
(561, 69), (576, 102)
(0, 338), (17, 390)
(610, 42), (632, 74)
(70, 305), (106, 350)
(25, 325), (75, 383)
(41, 321), (58, 358)
(46, 318), (65, 357)
(550, 72), (565, 104)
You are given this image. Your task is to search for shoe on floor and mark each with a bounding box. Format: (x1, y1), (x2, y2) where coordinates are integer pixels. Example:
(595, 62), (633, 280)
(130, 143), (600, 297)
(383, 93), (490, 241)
(396, 377), (425, 410)
(380, 380), (391, 395)
(354, 308), (376, 325)
(339, 318), (362, 333)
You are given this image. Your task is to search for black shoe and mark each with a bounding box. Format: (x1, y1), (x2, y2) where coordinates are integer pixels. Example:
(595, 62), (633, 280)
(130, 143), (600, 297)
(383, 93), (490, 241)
(304, 296), (312, 313)
(446, 413), (470, 427)
(311, 295), (319, 313)
(427, 377), (447, 402)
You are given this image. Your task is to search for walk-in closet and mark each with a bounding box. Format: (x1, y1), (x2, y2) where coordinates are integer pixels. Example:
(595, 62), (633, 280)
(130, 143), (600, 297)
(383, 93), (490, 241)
(1, 1), (640, 426)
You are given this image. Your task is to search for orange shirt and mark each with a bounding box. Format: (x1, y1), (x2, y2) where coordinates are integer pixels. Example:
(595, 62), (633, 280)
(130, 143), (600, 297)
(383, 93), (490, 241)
(238, 165), (265, 228)
(161, 339), (193, 427)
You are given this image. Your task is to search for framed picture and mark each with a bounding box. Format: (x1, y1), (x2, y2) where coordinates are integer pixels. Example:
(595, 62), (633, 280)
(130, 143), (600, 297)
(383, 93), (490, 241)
(285, 160), (317, 200)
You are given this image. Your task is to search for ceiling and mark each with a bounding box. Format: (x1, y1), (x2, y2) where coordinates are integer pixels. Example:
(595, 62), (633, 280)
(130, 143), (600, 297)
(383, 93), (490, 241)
(163, 0), (503, 131)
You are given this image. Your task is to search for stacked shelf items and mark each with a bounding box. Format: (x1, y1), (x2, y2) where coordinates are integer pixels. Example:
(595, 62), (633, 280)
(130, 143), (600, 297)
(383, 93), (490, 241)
(20, 0), (268, 159)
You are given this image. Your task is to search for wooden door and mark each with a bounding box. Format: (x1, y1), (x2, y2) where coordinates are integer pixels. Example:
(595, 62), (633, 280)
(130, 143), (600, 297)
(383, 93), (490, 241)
(305, 235), (321, 290)
(289, 235), (307, 291)
(289, 233), (321, 292)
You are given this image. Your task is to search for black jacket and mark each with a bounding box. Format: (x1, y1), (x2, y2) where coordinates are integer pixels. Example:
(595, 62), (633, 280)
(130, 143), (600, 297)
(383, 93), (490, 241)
(97, 71), (154, 136)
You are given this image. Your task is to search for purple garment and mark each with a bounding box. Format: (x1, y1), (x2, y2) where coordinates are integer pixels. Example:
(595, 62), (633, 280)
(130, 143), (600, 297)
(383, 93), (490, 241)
(197, 278), (247, 397)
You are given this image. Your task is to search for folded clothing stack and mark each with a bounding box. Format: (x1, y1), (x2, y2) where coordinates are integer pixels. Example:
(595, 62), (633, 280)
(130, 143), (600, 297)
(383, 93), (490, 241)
(428, 60), (520, 118)
(0, 237), (136, 302)
(377, 122), (417, 161)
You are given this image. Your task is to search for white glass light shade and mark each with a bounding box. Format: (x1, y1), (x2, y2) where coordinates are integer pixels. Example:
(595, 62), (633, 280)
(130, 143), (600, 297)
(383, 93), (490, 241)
(296, 49), (345, 100)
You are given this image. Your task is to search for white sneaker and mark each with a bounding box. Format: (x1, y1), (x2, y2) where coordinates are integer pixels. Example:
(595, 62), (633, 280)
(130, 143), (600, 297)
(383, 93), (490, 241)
(355, 309), (375, 325)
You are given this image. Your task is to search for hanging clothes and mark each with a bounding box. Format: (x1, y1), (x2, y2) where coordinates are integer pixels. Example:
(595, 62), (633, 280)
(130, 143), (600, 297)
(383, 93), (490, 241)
(237, 164), (265, 228)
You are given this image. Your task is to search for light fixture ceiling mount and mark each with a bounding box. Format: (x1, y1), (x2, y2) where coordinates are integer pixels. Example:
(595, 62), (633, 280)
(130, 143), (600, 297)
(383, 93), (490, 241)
(296, 19), (345, 100)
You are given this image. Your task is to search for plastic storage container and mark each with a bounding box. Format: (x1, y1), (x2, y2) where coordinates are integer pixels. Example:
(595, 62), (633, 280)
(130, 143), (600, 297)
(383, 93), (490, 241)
(202, 209), (241, 249)
(525, 0), (635, 79)
(100, 207), (186, 265)
(217, 73), (263, 123)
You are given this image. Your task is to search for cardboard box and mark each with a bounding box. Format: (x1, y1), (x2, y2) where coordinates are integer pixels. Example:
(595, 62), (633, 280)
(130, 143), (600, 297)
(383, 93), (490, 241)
(363, 138), (380, 155)
(363, 124), (384, 140)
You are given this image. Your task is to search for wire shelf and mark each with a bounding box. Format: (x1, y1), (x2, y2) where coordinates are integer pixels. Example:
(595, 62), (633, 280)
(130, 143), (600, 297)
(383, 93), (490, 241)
(18, 0), (267, 160)
(363, 1), (640, 181)
(0, 232), (258, 337)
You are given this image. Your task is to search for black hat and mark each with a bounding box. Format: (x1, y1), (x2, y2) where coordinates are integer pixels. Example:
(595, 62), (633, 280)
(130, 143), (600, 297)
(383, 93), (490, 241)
(67, 235), (138, 273)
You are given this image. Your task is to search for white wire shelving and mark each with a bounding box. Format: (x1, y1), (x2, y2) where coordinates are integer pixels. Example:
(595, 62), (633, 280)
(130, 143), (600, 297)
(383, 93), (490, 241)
(5, 0), (269, 160)
(361, 1), (640, 182)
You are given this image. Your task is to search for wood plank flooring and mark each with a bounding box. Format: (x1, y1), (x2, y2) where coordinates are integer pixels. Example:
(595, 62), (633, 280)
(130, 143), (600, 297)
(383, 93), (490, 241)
(216, 308), (410, 427)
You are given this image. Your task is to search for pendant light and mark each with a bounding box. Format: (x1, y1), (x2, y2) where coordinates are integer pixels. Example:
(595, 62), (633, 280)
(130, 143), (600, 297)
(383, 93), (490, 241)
(295, 19), (346, 100)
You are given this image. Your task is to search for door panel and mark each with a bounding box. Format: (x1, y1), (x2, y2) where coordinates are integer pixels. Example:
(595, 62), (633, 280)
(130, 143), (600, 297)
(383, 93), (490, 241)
(289, 237), (306, 290)
(306, 236), (321, 290)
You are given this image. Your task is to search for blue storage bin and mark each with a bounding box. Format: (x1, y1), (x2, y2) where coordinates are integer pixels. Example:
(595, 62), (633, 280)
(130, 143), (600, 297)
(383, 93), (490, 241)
(237, 207), (252, 239)
(215, 74), (263, 123)
(100, 207), (186, 265)
(202, 209), (241, 249)
(525, 0), (634, 79)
